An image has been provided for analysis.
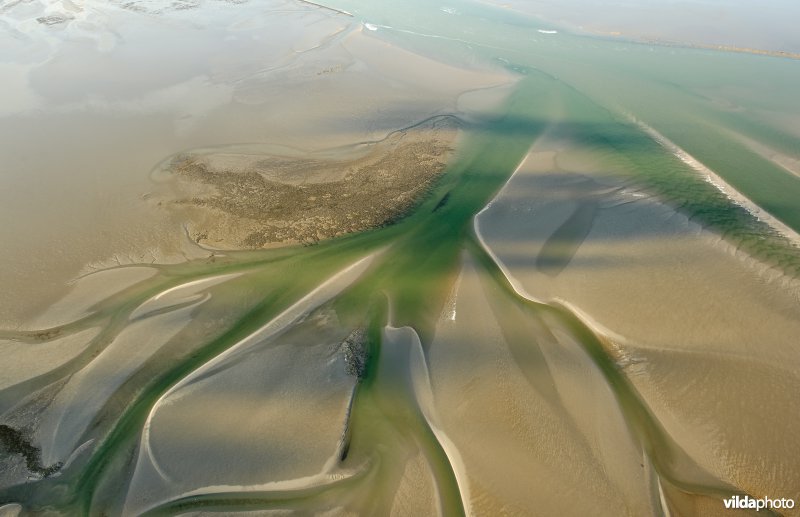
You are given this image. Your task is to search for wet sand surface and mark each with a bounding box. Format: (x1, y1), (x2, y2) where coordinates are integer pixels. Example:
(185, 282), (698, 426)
(2, 0), (800, 515)
(476, 132), (800, 360)
(475, 129), (800, 509)
(429, 253), (656, 516)
(0, 328), (100, 391)
(124, 256), (374, 514)
(0, 0), (510, 325)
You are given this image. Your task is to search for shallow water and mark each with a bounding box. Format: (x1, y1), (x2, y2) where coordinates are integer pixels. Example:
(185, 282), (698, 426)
(2, 0), (800, 515)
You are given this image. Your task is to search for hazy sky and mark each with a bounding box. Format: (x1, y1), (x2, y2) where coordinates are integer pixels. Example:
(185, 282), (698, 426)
(487, 0), (800, 52)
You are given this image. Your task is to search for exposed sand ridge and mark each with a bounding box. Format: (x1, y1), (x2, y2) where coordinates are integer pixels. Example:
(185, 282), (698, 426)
(627, 114), (800, 249)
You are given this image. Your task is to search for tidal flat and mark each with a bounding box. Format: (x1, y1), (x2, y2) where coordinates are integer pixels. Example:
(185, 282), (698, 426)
(2, 0), (800, 516)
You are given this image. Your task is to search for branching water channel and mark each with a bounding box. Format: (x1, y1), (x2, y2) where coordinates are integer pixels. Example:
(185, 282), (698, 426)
(2, 0), (800, 514)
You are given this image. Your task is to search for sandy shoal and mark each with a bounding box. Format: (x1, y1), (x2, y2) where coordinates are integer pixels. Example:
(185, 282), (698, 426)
(475, 132), (800, 508)
(427, 253), (657, 516)
(123, 255), (375, 515)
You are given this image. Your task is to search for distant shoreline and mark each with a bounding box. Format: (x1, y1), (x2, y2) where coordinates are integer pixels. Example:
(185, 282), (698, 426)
(477, 0), (800, 61)
(623, 36), (800, 61)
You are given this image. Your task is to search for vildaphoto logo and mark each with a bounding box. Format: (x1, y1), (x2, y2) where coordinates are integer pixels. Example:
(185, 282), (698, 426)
(723, 495), (795, 511)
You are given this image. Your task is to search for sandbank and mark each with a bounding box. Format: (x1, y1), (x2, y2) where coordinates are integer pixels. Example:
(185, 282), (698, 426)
(428, 253), (656, 515)
(628, 115), (800, 248)
(0, 328), (100, 392)
(124, 255), (375, 514)
(25, 267), (158, 330)
(474, 131), (800, 508)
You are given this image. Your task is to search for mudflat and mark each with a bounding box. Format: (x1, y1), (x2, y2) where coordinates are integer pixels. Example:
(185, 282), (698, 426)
(157, 119), (460, 249)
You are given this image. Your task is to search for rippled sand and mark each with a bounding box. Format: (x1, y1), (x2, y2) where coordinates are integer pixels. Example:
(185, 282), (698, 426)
(430, 253), (656, 516)
(3, 0), (800, 515)
(476, 129), (800, 510)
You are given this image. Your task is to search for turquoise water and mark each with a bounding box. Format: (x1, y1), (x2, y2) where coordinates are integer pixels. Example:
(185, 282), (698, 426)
(335, 0), (800, 269)
(2, 0), (800, 514)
